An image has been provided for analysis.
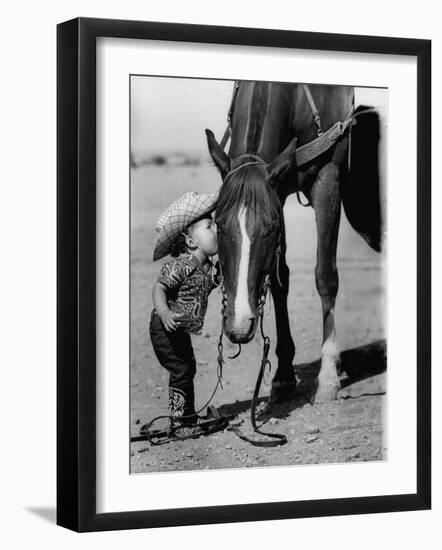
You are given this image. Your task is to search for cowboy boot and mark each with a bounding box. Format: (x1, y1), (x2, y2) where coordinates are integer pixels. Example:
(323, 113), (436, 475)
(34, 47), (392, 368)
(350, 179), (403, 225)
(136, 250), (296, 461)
(168, 387), (188, 430)
(168, 387), (215, 439)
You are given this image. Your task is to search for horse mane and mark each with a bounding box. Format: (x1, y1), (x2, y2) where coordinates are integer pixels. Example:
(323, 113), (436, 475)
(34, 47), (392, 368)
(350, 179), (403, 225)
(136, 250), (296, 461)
(216, 162), (280, 225)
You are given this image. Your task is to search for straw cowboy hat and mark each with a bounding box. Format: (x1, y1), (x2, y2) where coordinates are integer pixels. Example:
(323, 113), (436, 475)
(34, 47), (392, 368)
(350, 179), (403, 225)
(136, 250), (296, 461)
(153, 191), (218, 261)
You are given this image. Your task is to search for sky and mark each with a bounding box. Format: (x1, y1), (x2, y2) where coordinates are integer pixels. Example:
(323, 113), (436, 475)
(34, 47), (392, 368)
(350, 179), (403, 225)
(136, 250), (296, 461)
(130, 76), (387, 155)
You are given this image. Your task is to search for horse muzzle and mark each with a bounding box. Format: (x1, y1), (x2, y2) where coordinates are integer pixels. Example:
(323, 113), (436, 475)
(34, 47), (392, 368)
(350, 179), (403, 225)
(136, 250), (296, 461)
(223, 314), (257, 344)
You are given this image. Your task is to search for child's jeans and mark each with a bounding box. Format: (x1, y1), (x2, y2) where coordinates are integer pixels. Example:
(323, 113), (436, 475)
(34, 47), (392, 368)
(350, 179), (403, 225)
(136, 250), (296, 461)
(149, 309), (197, 419)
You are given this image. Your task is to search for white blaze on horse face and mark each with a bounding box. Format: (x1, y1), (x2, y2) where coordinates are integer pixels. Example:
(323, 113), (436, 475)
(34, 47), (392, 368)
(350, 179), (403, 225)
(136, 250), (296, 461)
(233, 204), (253, 330)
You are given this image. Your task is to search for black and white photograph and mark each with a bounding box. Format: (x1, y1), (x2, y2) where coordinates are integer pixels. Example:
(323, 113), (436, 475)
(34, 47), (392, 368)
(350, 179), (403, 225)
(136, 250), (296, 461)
(130, 76), (387, 473)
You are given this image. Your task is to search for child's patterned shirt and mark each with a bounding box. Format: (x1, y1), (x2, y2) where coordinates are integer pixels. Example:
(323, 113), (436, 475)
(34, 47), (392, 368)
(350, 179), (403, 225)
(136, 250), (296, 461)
(156, 252), (220, 334)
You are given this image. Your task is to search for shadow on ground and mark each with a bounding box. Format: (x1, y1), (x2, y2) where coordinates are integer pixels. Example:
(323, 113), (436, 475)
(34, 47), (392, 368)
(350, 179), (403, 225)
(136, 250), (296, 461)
(216, 339), (387, 423)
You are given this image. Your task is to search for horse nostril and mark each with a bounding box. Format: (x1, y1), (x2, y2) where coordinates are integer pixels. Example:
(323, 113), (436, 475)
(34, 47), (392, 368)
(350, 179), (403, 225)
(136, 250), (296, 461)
(248, 317), (256, 334)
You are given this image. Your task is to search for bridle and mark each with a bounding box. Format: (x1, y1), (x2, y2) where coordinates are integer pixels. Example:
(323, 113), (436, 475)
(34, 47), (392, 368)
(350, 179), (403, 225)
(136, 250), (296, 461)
(216, 246), (286, 447)
(223, 155), (266, 182)
(215, 155), (287, 447)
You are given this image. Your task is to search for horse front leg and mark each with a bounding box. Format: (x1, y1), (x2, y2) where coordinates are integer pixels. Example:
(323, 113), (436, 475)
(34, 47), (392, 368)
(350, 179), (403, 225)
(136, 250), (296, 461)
(311, 162), (342, 402)
(269, 235), (297, 403)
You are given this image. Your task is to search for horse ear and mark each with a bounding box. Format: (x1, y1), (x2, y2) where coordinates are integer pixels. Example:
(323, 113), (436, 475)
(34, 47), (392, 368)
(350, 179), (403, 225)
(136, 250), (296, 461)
(205, 129), (230, 177)
(266, 137), (298, 186)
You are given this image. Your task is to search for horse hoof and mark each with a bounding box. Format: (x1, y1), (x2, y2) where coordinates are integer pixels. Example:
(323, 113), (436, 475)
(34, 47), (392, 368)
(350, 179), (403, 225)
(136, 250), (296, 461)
(269, 380), (297, 404)
(314, 381), (340, 403)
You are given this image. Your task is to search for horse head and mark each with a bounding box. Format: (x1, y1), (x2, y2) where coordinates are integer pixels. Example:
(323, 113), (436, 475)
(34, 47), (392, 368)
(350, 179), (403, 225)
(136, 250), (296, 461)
(205, 129), (297, 343)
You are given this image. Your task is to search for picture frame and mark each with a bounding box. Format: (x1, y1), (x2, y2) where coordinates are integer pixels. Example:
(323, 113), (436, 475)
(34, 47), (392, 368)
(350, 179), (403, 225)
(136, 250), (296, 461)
(57, 17), (431, 532)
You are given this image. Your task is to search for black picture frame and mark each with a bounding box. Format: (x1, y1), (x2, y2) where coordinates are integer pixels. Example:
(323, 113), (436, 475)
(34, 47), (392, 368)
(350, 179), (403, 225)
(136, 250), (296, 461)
(57, 17), (431, 532)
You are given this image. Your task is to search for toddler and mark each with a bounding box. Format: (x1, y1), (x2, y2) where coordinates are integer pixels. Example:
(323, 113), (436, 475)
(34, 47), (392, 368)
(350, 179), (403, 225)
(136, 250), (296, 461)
(149, 191), (220, 439)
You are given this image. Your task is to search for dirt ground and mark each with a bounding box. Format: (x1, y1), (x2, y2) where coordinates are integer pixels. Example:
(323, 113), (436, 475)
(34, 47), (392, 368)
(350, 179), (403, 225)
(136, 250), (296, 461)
(130, 165), (387, 474)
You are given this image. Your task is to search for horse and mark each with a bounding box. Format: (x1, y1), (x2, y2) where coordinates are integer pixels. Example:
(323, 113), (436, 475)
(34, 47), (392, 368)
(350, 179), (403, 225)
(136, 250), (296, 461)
(205, 81), (382, 403)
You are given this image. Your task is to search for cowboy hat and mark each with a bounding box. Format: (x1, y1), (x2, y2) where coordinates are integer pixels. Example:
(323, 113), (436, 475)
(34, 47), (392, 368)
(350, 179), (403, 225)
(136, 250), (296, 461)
(153, 191), (218, 261)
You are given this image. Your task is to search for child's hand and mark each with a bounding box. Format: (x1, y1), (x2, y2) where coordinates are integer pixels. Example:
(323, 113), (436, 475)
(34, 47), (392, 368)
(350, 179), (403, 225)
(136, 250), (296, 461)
(158, 309), (179, 332)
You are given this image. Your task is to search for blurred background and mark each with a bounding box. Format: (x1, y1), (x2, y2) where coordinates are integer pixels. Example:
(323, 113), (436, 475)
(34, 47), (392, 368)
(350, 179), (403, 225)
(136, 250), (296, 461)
(131, 76), (387, 167)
